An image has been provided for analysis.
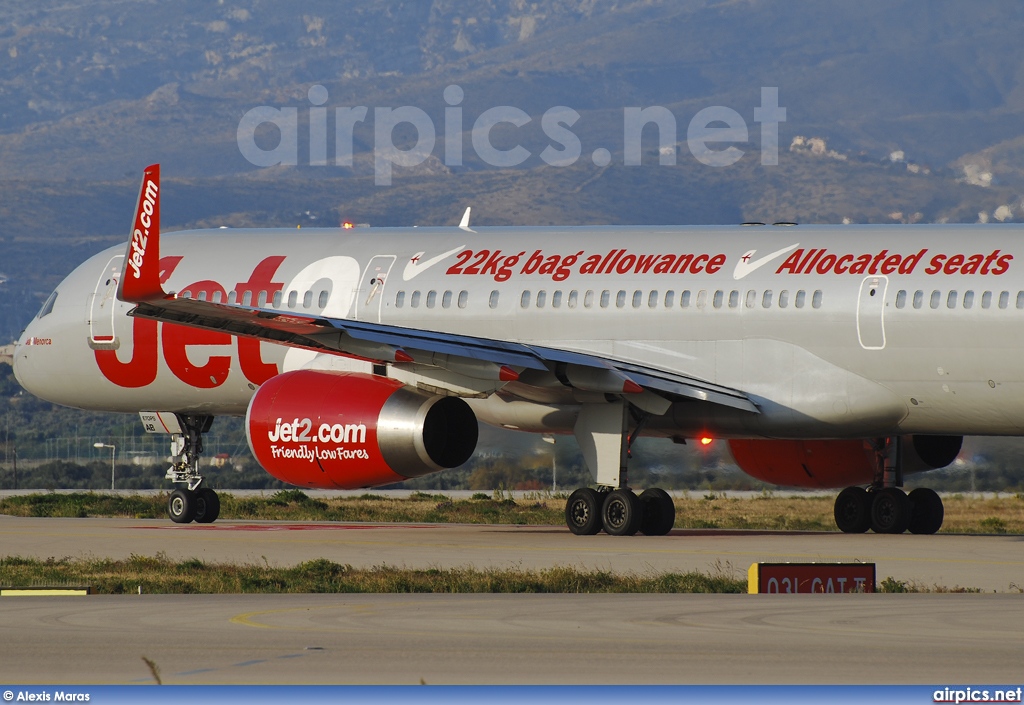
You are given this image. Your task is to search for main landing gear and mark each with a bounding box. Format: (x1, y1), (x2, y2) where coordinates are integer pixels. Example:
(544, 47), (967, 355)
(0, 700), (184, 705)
(563, 401), (676, 536)
(165, 415), (221, 524)
(833, 438), (944, 534)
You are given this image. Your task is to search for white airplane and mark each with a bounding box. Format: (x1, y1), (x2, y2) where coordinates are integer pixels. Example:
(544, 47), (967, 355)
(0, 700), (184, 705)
(12, 164), (1021, 535)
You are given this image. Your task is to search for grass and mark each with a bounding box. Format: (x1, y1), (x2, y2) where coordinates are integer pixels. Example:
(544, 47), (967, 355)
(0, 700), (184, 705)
(0, 555), (746, 594)
(1, 490), (1022, 534)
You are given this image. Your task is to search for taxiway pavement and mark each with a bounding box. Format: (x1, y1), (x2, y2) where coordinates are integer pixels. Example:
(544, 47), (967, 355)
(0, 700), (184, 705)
(3, 517), (1024, 684)
(1, 516), (1022, 592)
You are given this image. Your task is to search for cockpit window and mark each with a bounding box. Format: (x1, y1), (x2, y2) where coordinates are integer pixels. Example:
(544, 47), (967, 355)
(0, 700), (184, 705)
(37, 291), (58, 319)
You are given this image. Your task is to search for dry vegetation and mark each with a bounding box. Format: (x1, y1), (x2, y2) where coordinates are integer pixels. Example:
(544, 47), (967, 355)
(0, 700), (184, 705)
(0, 555), (745, 594)
(1, 490), (1023, 534)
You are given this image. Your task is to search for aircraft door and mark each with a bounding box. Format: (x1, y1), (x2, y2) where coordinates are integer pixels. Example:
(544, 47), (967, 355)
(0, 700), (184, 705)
(355, 255), (396, 322)
(88, 255), (123, 349)
(857, 275), (887, 350)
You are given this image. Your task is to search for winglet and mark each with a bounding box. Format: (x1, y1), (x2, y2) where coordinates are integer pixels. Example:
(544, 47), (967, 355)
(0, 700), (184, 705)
(117, 164), (167, 303)
(459, 206), (471, 229)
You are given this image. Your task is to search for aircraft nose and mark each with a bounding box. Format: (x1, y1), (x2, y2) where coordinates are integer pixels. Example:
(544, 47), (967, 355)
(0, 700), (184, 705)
(12, 320), (47, 398)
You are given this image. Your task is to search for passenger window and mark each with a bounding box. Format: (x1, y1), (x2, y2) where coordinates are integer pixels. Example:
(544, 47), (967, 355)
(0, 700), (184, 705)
(229, 290), (238, 304)
(794, 290), (805, 309)
(745, 290), (756, 308)
(812, 290), (822, 309)
(256, 290), (266, 306)
(240, 291), (251, 306)
(286, 291), (296, 308)
(489, 291), (499, 309)
(198, 291), (208, 302)
(302, 291), (312, 308)
(895, 290), (906, 309)
(521, 291), (531, 308)
(552, 291), (563, 308)
(779, 290), (789, 308)
(442, 291), (452, 309)
(982, 291), (992, 309)
(664, 290), (675, 308)
(1017, 291), (1024, 309)
(616, 291), (626, 308)
(584, 290), (594, 308)
(536, 290), (547, 308)
(632, 290), (642, 308)
(999, 291), (1009, 309)
(729, 290), (740, 308)
(426, 291), (437, 309)
(396, 291), (406, 308)
(458, 291), (468, 309)
(648, 291), (658, 308)
(762, 290), (772, 308)
(963, 291), (974, 309)
(913, 290), (923, 309)
(930, 290), (941, 309)
(600, 290), (610, 308)
(947, 291), (958, 309)
(270, 290), (280, 307)
(319, 291), (329, 308)
(696, 290), (707, 309)
(568, 290), (578, 308)
(713, 291), (723, 309)
(680, 290), (691, 308)
(411, 291), (421, 308)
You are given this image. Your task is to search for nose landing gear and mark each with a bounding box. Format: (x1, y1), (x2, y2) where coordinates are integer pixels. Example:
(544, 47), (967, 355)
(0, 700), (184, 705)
(164, 414), (221, 524)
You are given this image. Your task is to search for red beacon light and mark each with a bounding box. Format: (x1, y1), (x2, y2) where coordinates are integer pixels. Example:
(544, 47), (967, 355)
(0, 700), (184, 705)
(342, 221), (355, 229)
(699, 436), (714, 446)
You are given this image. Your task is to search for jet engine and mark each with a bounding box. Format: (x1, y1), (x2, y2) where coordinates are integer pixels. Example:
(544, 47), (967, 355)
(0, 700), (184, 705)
(727, 435), (962, 489)
(246, 370), (478, 488)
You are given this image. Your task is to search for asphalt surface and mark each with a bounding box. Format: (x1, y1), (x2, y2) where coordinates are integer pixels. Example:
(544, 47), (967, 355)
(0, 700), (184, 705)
(1, 593), (1023, 684)
(1, 516), (1022, 592)
(2, 516), (1023, 684)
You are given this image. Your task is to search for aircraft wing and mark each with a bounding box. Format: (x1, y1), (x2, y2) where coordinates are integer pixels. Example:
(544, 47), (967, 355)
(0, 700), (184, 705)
(127, 296), (758, 413)
(118, 164), (757, 415)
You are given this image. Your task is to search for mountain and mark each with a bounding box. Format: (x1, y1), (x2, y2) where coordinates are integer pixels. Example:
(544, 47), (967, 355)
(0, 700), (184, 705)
(2, 0), (1024, 341)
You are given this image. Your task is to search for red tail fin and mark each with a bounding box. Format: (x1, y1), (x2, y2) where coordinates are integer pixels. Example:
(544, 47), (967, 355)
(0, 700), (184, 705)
(118, 164), (166, 302)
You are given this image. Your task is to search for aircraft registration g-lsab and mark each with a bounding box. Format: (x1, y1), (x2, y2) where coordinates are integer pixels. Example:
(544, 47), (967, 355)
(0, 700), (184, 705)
(12, 164), (1021, 534)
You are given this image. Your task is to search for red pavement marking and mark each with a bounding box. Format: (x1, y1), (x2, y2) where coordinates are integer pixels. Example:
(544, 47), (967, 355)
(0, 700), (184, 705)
(129, 523), (438, 531)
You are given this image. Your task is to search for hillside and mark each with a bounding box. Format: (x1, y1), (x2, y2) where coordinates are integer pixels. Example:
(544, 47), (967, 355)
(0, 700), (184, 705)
(2, 0), (1024, 341)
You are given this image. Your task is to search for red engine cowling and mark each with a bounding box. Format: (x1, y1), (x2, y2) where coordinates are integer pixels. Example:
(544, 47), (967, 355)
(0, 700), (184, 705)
(727, 439), (877, 489)
(246, 370), (478, 489)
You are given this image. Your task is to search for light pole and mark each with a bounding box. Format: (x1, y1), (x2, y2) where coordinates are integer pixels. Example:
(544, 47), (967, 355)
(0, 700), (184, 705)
(94, 442), (116, 491)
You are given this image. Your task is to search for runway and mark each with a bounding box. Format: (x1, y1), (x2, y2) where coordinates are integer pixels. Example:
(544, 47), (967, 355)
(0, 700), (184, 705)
(1, 516), (1022, 592)
(2, 517), (1024, 684)
(1, 593), (1023, 684)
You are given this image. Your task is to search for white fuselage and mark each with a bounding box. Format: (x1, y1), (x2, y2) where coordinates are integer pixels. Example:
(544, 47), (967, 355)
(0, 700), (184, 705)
(14, 223), (1024, 440)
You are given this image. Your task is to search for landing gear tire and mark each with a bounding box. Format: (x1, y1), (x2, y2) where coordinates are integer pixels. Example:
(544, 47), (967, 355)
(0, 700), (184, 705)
(639, 488), (675, 536)
(602, 489), (643, 536)
(565, 488), (603, 535)
(870, 487), (910, 534)
(908, 487), (944, 535)
(168, 488), (197, 524)
(194, 487), (220, 524)
(834, 486), (871, 534)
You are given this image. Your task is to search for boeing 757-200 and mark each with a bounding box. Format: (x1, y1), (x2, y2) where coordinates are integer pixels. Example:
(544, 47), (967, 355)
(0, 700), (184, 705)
(13, 164), (1022, 535)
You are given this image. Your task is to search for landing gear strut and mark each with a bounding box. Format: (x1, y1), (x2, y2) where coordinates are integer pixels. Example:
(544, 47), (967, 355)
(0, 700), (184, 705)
(165, 415), (220, 524)
(563, 401), (676, 536)
(833, 437), (944, 534)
